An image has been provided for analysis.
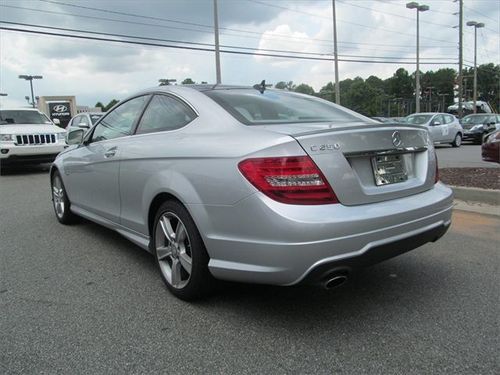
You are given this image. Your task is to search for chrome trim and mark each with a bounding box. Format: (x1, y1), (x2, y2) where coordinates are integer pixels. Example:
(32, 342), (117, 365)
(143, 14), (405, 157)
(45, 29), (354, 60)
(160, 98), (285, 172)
(344, 146), (427, 158)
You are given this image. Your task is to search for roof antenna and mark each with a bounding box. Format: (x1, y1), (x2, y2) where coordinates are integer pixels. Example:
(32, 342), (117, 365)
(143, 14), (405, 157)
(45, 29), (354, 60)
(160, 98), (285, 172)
(253, 80), (271, 94)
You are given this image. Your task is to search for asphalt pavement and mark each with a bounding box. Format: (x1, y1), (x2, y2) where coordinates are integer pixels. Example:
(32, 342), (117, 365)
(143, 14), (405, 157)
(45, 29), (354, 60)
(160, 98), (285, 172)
(435, 144), (499, 169)
(1, 169), (499, 374)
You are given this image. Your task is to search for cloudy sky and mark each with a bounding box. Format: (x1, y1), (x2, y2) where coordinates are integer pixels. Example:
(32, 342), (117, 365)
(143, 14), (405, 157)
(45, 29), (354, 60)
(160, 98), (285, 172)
(0, 0), (498, 108)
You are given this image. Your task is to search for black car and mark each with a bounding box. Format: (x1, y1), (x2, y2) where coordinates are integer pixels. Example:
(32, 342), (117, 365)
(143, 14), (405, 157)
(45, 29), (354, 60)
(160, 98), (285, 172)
(461, 114), (500, 144)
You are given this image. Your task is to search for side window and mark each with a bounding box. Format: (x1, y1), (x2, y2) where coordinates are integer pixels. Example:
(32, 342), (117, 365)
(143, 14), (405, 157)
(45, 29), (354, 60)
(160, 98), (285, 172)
(70, 115), (80, 127)
(91, 96), (148, 142)
(136, 95), (196, 134)
(432, 115), (443, 125)
(445, 115), (454, 124)
(79, 115), (90, 127)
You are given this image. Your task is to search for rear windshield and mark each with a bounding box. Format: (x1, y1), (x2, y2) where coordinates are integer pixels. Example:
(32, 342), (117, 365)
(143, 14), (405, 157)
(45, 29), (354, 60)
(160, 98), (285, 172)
(204, 89), (363, 125)
(0, 110), (52, 125)
(404, 114), (433, 125)
(461, 115), (489, 125)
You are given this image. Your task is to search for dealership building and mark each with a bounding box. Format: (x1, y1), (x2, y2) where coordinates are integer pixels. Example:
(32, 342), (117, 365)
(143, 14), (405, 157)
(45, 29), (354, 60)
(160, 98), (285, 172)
(37, 96), (101, 128)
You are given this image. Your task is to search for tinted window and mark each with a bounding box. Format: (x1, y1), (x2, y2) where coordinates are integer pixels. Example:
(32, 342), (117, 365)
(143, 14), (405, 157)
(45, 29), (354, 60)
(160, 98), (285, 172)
(0, 110), (52, 125)
(91, 96), (148, 142)
(136, 95), (196, 134)
(462, 115), (489, 125)
(204, 89), (362, 125)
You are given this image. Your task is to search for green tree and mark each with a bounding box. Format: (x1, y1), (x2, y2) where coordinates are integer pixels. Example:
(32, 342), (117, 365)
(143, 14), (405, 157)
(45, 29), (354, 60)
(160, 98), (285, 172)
(274, 81), (295, 90)
(181, 78), (195, 84)
(318, 82), (335, 102)
(387, 68), (414, 100)
(294, 83), (315, 95)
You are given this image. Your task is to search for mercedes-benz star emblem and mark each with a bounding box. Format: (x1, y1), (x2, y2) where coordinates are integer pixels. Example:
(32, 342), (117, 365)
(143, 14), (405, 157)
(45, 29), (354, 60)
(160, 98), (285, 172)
(53, 105), (67, 113)
(392, 131), (402, 147)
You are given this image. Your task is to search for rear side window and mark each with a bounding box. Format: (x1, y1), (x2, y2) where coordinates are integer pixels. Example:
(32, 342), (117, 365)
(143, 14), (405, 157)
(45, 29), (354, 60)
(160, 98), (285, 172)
(204, 89), (362, 125)
(445, 115), (454, 124)
(136, 94), (196, 134)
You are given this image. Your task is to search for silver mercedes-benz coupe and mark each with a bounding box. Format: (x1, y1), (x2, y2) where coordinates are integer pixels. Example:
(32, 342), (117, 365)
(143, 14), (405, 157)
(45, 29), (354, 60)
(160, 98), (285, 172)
(50, 85), (453, 300)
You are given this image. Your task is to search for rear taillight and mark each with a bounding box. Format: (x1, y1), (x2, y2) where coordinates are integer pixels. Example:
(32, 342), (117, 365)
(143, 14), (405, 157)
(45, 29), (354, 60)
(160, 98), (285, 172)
(238, 156), (339, 205)
(434, 151), (439, 183)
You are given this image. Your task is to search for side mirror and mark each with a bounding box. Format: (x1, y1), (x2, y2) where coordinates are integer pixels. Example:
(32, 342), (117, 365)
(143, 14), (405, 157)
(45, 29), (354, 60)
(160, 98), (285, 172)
(432, 121), (441, 126)
(78, 123), (89, 129)
(67, 128), (85, 145)
(53, 118), (61, 126)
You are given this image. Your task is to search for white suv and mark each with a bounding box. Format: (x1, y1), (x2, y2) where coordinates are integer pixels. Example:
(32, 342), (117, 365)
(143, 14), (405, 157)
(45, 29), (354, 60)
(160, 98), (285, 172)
(0, 108), (67, 167)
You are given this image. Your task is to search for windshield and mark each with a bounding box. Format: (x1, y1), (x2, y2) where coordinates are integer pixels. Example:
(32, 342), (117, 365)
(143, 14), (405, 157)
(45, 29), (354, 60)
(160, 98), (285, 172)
(90, 114), (104, 125)
(404, 114), (433, 125)
(204, 89), (364, 125)
(0, 110), (52, 125)
(461, 115), (488, 125)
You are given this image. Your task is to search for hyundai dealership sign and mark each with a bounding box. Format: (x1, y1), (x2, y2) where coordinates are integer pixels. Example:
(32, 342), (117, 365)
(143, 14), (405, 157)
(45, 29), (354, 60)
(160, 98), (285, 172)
(48, 101), (72, 127)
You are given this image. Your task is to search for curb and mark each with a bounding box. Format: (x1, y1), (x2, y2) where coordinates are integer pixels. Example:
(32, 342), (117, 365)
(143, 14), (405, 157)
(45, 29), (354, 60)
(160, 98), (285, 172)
(451, 185), (499, 206)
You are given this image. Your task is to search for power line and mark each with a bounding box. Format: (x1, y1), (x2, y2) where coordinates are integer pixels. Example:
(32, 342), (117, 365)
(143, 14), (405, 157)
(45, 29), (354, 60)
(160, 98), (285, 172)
(337, 0), (454, 28)
(247, 0), (457, 43)
(0, 25), (459, 65)
(0, 3), (458, 53)
(463, 4), (499, 23)
(0, 21), (457, 62)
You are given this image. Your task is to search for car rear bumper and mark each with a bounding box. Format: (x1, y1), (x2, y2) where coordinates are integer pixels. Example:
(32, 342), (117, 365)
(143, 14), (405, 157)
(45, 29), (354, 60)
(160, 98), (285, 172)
(462, 131), (483, 142)
(189, 182), (454, 285)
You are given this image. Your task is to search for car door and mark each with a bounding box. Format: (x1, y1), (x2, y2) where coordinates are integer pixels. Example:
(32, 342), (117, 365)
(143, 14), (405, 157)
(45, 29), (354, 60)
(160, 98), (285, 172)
(428, 114), (445, 142)
(62, 95), (150, 223)
(443, 114), (457, 142)
(118, 93), (198, 234)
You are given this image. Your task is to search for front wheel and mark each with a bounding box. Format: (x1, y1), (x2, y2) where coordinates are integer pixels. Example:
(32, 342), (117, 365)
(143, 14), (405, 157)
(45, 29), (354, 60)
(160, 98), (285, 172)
(152, 200), (214, 300)
(51, 171), (77, 224)
(451, 133), (462, 148)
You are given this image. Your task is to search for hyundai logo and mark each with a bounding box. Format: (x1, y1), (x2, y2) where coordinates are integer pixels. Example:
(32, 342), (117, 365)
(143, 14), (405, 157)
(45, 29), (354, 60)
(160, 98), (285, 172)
(53, 105), (68, 113)
(392, 131), (402, 147)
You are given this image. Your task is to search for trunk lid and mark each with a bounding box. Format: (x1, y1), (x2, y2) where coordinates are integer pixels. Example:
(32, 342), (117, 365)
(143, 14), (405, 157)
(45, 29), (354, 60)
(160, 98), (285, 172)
(261, 122), (435, 206)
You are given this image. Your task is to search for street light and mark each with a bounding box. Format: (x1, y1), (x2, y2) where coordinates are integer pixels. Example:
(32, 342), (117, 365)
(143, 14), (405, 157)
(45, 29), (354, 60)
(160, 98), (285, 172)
(406, 2), (429, 113)
(18, 75), (43, 108)
(466, 21), (485, 114)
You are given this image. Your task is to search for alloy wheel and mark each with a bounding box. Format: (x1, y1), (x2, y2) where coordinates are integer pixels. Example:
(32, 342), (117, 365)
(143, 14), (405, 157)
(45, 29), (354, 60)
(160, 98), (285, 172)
(155, 212), (193, 289)
(52, 176), (65, 218)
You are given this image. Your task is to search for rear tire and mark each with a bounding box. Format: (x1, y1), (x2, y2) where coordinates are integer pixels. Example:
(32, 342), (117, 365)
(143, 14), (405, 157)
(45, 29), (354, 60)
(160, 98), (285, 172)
(152, 200), (214, 301)
(51, 171), (78, 224)
(451, 133), (462, 148)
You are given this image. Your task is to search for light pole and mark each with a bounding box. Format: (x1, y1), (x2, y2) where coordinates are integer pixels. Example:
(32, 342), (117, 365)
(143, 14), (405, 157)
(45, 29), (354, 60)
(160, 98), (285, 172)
(466, 21), (485, 114)
(18, 75), (43, 108)
(213, 0), (221, 84)
(406, 2), (429, 113)
(332, 0), (340, 104)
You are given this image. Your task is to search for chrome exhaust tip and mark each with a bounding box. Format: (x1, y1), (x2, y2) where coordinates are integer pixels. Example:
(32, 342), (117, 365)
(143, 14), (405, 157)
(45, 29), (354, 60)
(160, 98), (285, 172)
(323, 274), (348, 290)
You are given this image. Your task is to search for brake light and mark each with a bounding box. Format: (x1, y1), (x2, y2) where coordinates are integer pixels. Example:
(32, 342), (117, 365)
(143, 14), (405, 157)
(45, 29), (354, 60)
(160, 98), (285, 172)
(434, 151), (439, 183)
(238, 156), (339, 205)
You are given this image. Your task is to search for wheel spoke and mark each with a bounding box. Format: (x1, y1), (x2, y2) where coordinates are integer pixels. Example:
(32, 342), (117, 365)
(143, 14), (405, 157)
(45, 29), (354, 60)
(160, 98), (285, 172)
(160, 216), (175, 242)
(171, 258), (182, 286)
(178, 252), (192, 275)
(175, 221), (187, 245)
(157, 246), (171, 261)
(52, 186), (59, 197)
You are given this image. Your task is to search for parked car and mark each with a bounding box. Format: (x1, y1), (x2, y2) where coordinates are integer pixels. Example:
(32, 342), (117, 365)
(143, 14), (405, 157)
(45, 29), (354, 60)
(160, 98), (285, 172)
(51, 85), (453, 300)
(66, 112), (104, 134)
(0, 108), (66, 167)
(461, 114), (500, 144)
(402, 112), (463, 147)
(481, 130), (500, 163)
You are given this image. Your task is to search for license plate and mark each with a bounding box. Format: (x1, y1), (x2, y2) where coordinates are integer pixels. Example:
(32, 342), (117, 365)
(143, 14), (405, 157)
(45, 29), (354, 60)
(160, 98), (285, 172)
(371, 154), (408, 186)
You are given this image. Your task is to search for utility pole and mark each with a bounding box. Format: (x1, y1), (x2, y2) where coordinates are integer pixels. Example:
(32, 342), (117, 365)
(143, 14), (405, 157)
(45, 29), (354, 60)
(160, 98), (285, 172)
(213, 0), (221, 84)
(332, 0), (340, 104)
(458, 0), (463, 117)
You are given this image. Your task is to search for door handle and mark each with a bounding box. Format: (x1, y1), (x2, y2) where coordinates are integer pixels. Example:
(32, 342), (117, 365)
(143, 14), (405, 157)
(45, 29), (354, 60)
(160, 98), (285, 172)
(104, 148), (117, 158)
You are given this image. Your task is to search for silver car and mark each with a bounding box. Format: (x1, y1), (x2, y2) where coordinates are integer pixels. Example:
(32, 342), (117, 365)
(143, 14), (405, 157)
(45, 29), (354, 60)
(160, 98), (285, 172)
(50, 86), (453, 300)
(403, 112), (463, 147)
(66, 112), (104, 134)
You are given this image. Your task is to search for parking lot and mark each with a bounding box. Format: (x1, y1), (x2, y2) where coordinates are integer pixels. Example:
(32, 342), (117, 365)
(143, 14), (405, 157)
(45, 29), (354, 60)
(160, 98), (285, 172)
(1, 167), (498, 374)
